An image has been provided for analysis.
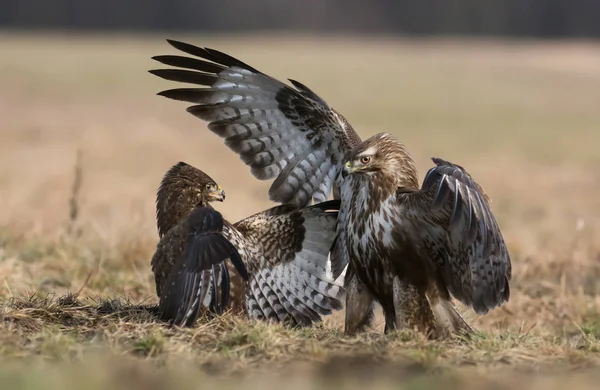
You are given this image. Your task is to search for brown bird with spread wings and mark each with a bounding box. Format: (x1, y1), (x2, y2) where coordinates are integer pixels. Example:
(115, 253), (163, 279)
(152, 162), (343, 327)
(150, 40), (511, 337)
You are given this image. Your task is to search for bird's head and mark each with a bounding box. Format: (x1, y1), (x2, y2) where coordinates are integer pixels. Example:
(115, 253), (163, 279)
(156, 162), (226, 237)
(203, 181), (226, 203)
(342, 133), (418, 188)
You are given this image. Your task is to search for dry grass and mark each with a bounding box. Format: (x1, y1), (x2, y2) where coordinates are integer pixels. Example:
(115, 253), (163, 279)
(0, 31), (600, 389)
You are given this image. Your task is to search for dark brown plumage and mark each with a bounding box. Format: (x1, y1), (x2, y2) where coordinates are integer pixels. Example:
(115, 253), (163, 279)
(149, 40), (511, 336)
(158, 207), (245, 326)
(151, 162), (344, 327)
(152, 162), (247, 326)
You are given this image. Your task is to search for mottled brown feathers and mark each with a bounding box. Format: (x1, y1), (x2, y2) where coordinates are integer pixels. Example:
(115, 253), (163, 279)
(156, 162), (222, 238)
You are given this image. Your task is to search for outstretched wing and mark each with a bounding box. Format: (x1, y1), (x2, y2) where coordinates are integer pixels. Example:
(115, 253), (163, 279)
(229, 200), (344, 326)
(150, 39), (361, 207)
(157, 208), (248, 327)
(398, 158), (511, 314)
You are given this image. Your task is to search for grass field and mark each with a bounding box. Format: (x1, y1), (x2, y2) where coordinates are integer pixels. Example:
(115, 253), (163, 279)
(1, 32), (600, 389)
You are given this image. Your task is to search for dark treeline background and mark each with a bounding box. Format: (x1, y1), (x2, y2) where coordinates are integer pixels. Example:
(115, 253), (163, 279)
(1, 0), (599, 38)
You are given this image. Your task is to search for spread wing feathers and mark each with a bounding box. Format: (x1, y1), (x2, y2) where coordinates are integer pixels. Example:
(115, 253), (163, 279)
(233, 199), (344, 325)
(245, 274), (282, 322)
(150, 39), (361, 208)
(398, 158), (511, 314)
(158, 208), (248, 327)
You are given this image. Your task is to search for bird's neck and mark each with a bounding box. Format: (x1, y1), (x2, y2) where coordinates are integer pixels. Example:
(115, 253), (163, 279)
(385, 155), (420, 191)
(343, 172), (395, 213)
(343, 168), (420, 214)
(394, 170), (420, 192)
(156, 190), (211, 237)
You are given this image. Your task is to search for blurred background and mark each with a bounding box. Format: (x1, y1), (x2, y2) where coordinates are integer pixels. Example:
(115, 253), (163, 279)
(2, 0), (600, 37)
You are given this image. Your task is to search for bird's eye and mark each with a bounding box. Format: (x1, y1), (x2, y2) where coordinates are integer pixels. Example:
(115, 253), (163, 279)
(360, 156), (371, 164)
(206, 183), (213, 190)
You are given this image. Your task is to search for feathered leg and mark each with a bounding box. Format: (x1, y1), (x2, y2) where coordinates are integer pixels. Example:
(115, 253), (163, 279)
(392, 277), (441, 339)
(383, 309), (397, 334)
(344, 264), (375, 335)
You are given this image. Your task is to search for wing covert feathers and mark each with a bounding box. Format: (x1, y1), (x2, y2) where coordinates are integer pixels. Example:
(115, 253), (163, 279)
(234, 199), (345, 326)
(404, 158), (511, 314)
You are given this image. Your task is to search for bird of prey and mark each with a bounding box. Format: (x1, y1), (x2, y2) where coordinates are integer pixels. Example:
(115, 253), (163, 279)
(151, 161), (343, 327)
(335, 134), (510, 336)
(149, 40), (511, 337)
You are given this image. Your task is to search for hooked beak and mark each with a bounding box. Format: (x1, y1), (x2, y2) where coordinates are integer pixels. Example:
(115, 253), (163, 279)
(209, 186), (226, 202)
(341, 161), (353, 179)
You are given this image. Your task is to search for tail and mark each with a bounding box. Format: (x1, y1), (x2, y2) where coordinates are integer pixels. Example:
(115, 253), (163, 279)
(236, 200), (345, 326)
(430, 298), (473, 335)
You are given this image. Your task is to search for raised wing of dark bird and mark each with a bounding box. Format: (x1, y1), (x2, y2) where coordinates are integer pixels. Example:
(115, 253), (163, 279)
(150, 39), (361, 208)
(227, 199), (344, 326)
(398, 158), (511, 314)
(157, 207), (248, 327)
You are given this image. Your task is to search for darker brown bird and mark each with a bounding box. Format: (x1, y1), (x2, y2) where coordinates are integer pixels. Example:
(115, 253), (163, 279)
(149, 40), (511, 336)
(151, 162), (344, 327)
(152, 163), (247, 326)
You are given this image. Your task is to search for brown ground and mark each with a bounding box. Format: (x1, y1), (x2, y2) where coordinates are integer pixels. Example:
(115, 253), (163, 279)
(0, 32), (599, 389)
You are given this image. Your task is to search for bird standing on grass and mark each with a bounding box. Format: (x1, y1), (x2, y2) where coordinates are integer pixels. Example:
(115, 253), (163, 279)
(152, 163), (246, 326)
(151, 162), (343, 327)
(149, 40), (511, 337)
(334, 133), (510, 337)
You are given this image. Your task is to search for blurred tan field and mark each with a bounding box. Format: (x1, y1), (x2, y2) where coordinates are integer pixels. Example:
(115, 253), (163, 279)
(1, 32), (600, 389)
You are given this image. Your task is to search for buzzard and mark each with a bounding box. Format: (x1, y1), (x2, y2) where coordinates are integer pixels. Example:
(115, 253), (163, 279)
(152, 162), (343, 327)
(335, 133), (510, 336)
(152, 163), (247, 326)
(149, 40), (511, 336)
